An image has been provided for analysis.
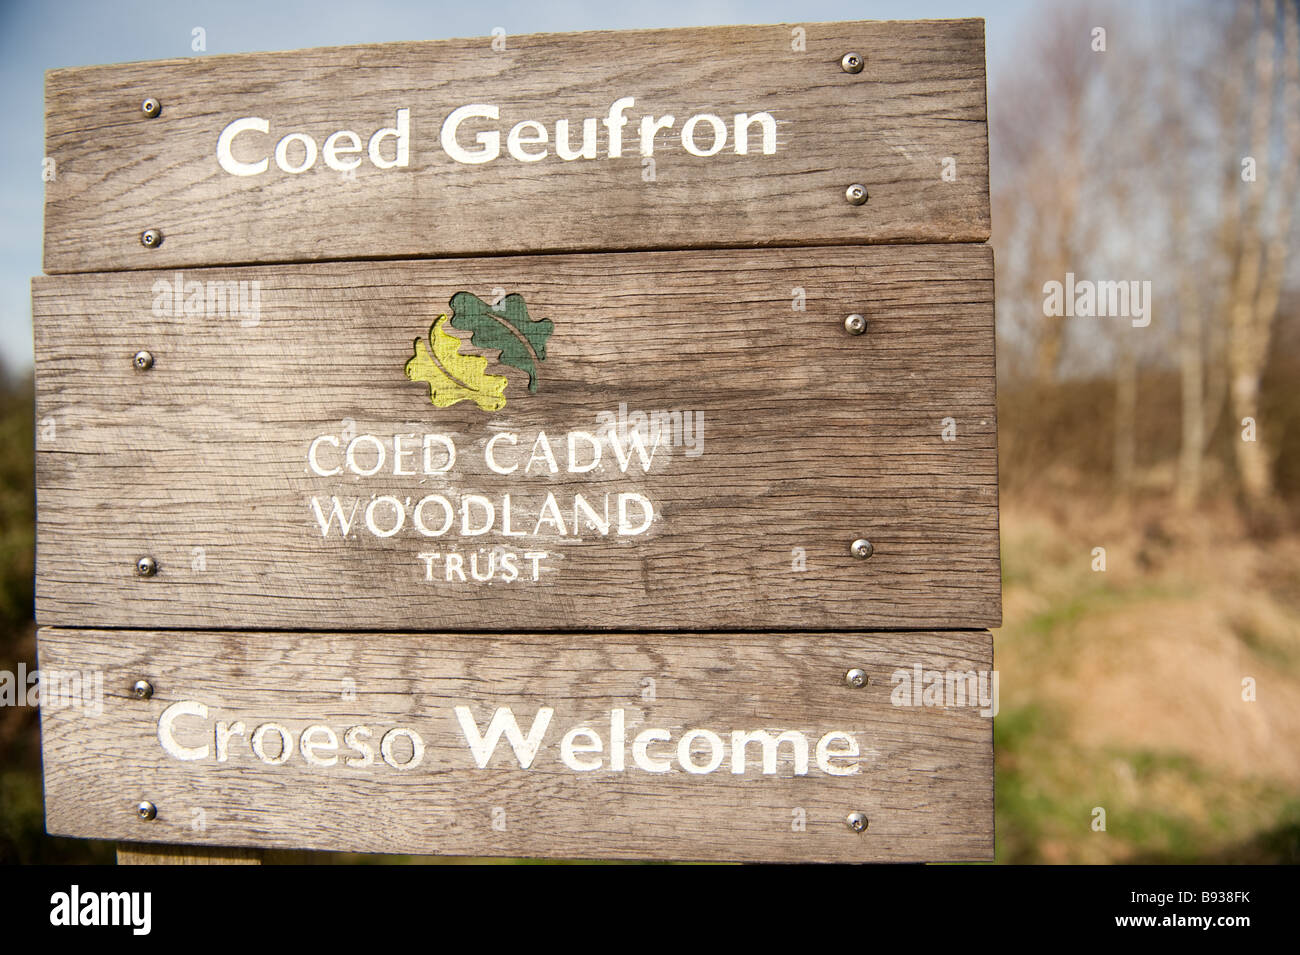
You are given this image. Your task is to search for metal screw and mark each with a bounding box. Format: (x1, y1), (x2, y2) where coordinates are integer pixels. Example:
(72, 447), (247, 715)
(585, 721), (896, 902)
(845, 668), (868, 688)
(137, 801), (157, 821)
(135, 556), (158, 577)
(845, 183), (868, 206)
(140, 228), (163, 248)
(841, 52), (864, 74)
(844, 313), (867, 336)
(846, 811), (869, 833)
(133, 350), (154, 371)
(850, 538), (874, 560)
(132, 679), (154, 700)
(141, 98), (161, 118)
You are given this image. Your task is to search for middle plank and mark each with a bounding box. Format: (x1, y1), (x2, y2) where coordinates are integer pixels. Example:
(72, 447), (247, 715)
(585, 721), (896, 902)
(33, 244), (999, 631)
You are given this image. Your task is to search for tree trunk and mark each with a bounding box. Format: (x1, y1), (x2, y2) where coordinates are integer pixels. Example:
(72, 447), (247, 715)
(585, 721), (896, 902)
(1227, 0), (1282, 511)
(1114, 346), (1137, 501)
(1176, 303), (1205, 508)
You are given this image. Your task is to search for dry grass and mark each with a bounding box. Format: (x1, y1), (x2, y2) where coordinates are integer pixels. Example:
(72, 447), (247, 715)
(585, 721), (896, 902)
(995, 498), (1300, 863)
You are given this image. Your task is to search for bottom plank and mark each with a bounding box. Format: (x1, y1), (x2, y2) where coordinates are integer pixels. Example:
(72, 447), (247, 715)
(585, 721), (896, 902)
(39, 629), (993, 863)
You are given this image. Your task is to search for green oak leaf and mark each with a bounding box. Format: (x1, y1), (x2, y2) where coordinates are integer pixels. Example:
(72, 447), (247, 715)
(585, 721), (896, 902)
(447, 291), (554, 394)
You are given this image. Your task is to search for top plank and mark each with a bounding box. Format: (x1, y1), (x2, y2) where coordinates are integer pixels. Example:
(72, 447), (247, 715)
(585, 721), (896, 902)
(43, 20), (990, 273)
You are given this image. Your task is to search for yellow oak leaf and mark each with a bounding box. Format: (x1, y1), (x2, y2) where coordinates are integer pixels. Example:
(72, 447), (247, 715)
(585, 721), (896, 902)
(404, 315), (508, 411)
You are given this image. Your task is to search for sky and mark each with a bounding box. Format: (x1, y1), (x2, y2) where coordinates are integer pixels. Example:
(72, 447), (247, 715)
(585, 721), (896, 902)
(0, 0), (1037, 374)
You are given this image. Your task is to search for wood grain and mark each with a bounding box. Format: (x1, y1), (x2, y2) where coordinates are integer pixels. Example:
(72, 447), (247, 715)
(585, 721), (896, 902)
(43, 19), (989, 273)
(117, 843), (262, 864)
(33, 244), (999, 631)
(40, 628), (994, 863)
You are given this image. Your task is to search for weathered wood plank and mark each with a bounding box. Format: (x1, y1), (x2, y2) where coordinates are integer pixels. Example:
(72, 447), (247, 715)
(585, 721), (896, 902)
(40, 628), (994, 863)
(33, 244), (999, 631)
(43, 20), (989, 273)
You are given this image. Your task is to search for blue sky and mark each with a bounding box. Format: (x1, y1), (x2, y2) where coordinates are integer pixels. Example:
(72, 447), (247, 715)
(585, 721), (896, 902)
(0, 0), (1036, 374)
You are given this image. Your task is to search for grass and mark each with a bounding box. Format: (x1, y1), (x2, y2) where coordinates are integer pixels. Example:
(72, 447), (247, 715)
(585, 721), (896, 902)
(993, 500), (1300, 864)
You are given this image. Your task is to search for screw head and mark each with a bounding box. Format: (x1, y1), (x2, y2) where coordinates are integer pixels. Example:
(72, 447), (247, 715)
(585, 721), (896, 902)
(844, 313), (867, 336)
(135, 556), (158, 577)
(845, 668), (868, 688)
(141, 98), (161, 118)
(846, 811), (869, 833)
(132, 679), (154, 700)
(850, 538), (874, 560)
(845, 183), (868, 206)
(137, 801), (157, 821)
(133, 350), (154, 371)
(841, 52), (864, 74)
(140, 228), (163, 248)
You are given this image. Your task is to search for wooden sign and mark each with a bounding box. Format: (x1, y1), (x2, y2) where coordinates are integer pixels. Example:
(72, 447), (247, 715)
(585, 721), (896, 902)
(35, 19), (999, 864)
(33, 245), (998, 631)
(43, 20), (989, 272)
(39, 629), (993, 862)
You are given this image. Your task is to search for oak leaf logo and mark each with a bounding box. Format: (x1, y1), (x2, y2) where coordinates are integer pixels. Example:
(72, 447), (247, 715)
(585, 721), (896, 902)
(405, 292), (553, 411)
(404, 315), (508, 412)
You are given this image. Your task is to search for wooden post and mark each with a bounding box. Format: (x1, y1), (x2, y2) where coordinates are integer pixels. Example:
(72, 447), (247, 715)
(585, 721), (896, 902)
(117, 844), (262, 865)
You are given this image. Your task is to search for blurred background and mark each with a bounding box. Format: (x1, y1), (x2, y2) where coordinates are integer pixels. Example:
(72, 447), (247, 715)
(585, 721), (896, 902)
(2, 0), (1298, 863)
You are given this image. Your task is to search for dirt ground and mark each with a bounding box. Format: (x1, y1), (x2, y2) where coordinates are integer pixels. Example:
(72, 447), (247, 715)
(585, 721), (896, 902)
(995, 499), (1300, 863)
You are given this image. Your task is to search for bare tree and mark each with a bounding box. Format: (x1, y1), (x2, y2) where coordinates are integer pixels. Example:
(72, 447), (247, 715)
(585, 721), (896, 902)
(991, 6), (1108, 386)
(1224, 0), (1298, 512)
(1165, 3), (1250, 507)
